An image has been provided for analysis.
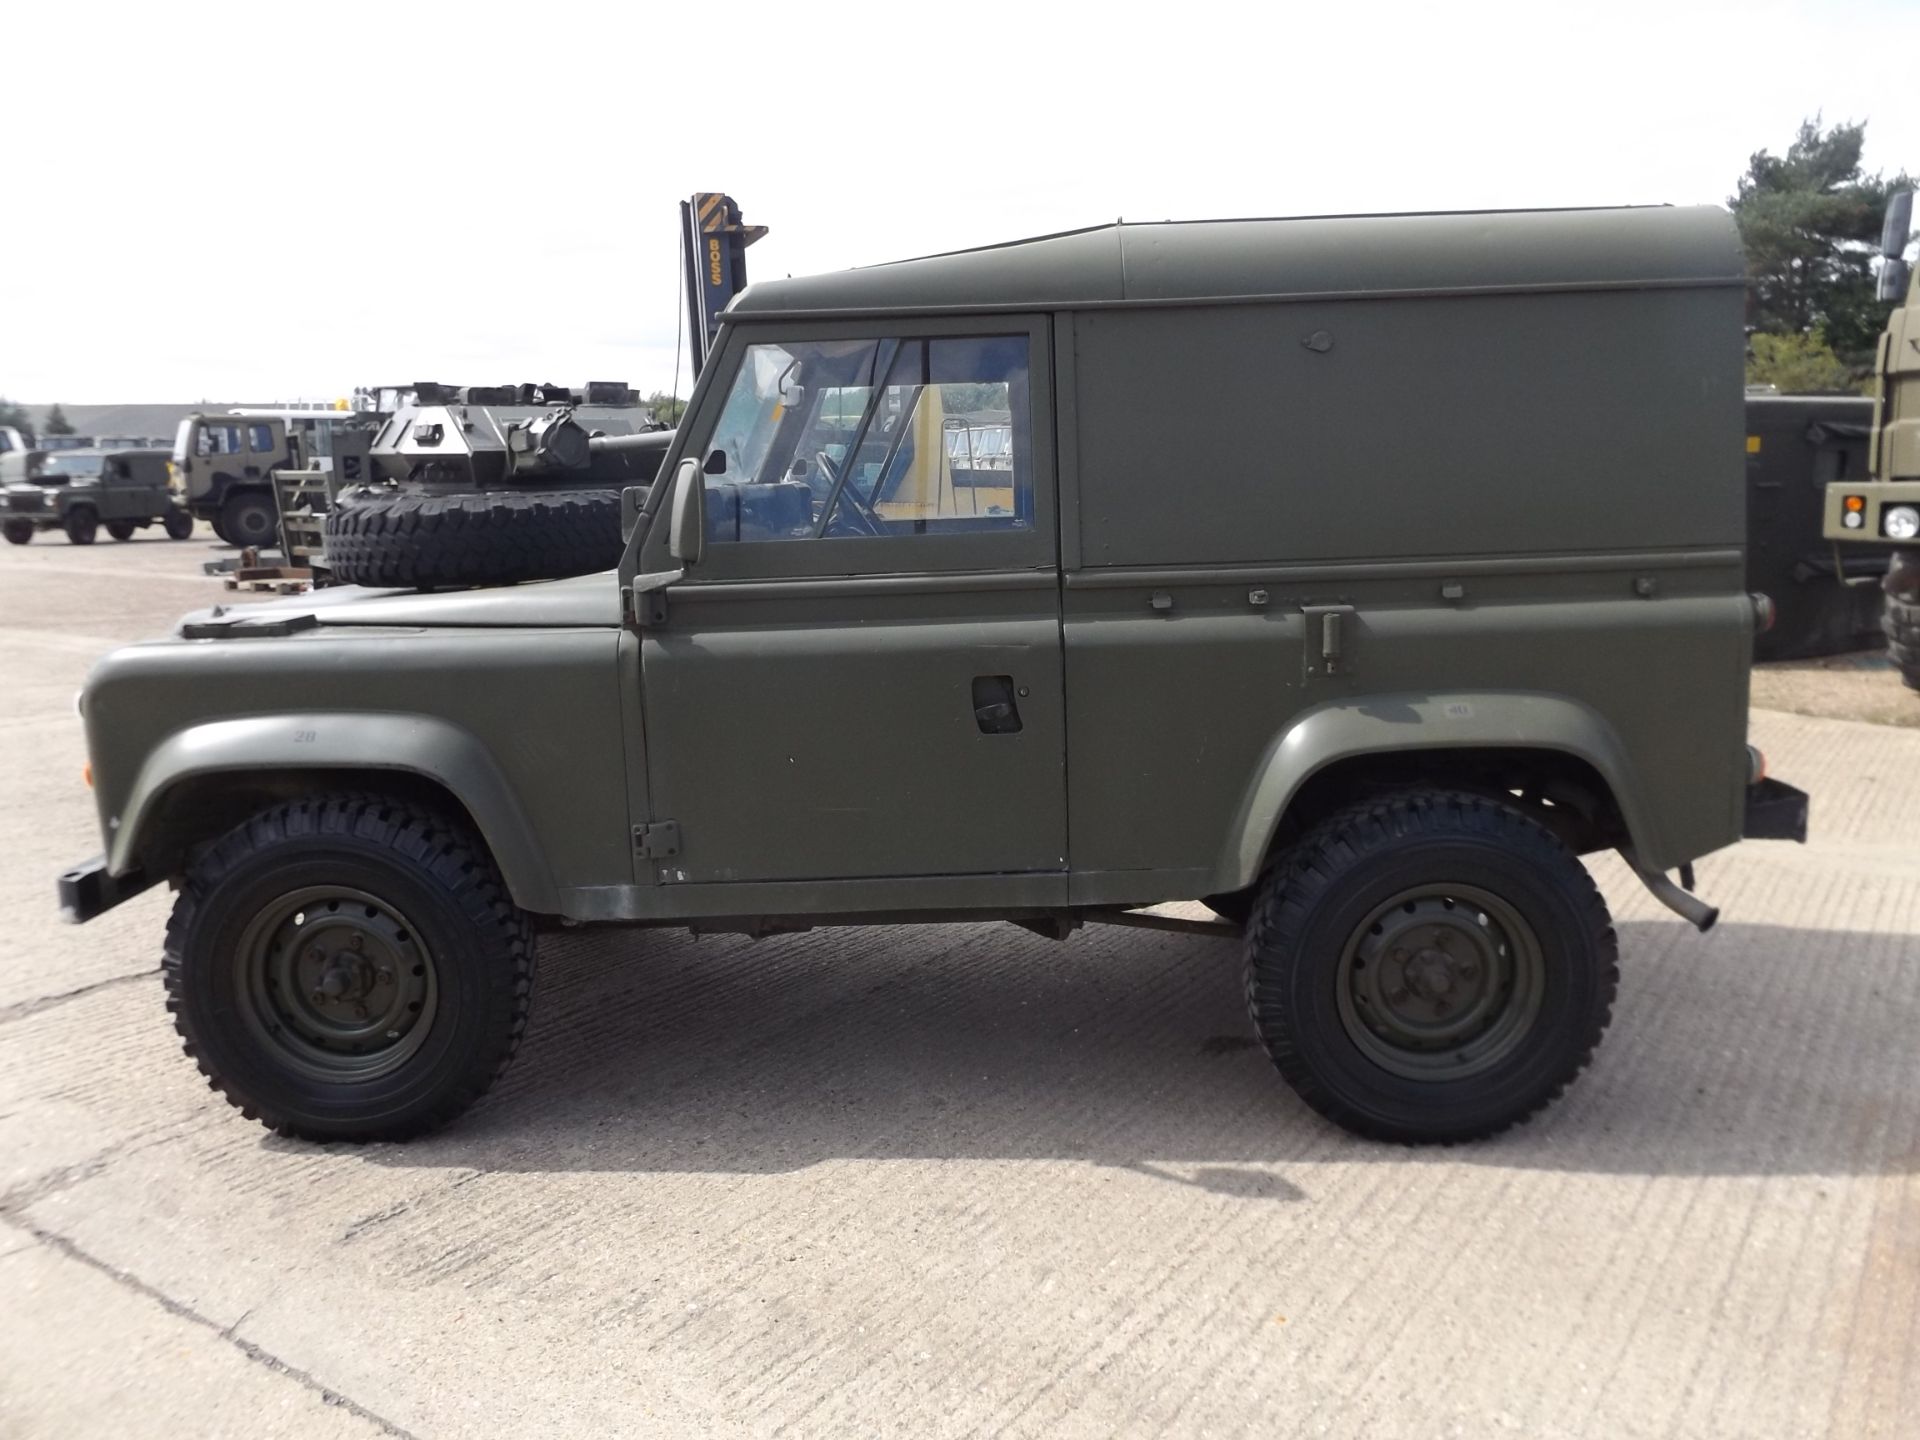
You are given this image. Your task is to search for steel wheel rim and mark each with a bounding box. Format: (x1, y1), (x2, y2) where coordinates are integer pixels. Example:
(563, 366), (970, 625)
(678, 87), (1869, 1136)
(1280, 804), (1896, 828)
(1335, 881), (1545, 1080)
(233, 885), (438, 1082)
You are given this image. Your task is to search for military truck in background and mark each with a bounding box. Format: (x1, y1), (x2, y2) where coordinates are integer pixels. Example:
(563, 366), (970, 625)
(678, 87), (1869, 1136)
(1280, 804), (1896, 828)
(2, 448), (193, 544)
(1824, 191), (1920, 686)
(63, 205), (1806, 1150)
(1746, 392), (1885, 660)
(172, 407), (374, 549)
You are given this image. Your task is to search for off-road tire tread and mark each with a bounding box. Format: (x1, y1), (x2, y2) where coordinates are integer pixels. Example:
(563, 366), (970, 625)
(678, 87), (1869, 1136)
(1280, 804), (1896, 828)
(1883, 595), (1920, 690)
(1243, 788), (1618, 1144)
(323, 489), (622, 588)
(162, 794), (536, 1142)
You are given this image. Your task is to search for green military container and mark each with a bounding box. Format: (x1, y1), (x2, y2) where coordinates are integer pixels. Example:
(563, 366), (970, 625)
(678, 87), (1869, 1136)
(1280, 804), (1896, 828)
(61, 205), (1805, 1148)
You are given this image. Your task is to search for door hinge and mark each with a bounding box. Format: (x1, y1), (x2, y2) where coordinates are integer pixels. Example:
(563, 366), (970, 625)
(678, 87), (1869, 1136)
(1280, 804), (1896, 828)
(634, 821), (681, 859)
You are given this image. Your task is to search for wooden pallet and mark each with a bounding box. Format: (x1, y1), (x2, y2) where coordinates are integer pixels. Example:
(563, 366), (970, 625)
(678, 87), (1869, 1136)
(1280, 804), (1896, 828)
(223, 564), (313, 595)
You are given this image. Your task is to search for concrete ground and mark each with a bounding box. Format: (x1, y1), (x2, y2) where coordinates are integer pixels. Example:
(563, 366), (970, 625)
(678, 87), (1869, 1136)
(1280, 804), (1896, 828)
(1, 532), (1915, 1439)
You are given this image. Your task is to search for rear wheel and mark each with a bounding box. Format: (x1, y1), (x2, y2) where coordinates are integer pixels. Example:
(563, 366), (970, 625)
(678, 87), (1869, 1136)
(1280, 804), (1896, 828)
(163, 508), (194, 540)
(2, 520), (30, 545)
(164, 795), (536, 1142)
(1884, 594), (1920, 691)
(220, 491), (278, 551)
(64, 507), (98, 545)
(1244, 789), (1617, 1143)
(106, 519), (138, 542)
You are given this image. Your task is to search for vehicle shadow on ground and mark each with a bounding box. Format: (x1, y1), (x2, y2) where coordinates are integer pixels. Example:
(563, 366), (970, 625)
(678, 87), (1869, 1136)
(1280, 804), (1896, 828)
(359, 917), (1918, 1185)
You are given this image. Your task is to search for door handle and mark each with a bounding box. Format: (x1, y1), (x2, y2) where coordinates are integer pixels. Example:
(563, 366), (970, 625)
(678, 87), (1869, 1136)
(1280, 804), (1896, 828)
(972, 675), (1023, 734)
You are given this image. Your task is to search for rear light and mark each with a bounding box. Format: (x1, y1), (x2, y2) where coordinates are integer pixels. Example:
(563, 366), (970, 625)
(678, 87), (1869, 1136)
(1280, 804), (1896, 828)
(1750, 593), (1776, 633)
(1747, 746), (1768, 784)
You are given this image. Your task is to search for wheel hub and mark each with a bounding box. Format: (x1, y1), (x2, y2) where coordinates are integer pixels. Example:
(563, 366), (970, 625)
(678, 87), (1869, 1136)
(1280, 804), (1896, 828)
(234, 886), (437, 1080)
(1336, 884), (1545, 1080)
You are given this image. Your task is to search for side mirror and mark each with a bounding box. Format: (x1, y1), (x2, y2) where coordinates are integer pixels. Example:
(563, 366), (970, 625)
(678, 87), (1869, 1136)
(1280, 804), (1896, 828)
(1879, 192), (1914, 302)
(619, 484), (650, 543)
(668, 456), (705, 564)
(1881, 258), (1912, 304)
(706, 448), (728, 475)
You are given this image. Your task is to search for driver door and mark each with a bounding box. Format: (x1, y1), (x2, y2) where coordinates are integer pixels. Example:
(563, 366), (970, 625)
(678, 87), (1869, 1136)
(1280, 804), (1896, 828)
(633, 316), (1066, 891)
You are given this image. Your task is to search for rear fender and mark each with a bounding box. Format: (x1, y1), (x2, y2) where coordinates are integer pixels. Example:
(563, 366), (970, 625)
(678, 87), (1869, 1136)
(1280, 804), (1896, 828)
(1214, 690), (1657, 893)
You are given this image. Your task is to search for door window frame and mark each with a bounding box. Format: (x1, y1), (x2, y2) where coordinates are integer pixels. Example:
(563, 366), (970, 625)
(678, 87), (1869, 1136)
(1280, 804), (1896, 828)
(636, 314), (1056, 582)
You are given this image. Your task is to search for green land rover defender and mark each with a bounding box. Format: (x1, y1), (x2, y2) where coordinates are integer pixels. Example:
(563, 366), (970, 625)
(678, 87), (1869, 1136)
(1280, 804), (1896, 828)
(61, 206), (1806, 1146)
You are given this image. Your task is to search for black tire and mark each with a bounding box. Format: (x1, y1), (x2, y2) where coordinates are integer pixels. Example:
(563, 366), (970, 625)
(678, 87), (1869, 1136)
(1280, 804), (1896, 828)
(2, 519), (30, 546)
(220, 491), (279, 550)
(163, 508), (194, 540)
(164, 795), (536, 1142)
(210, 514), (233, 545)
(323, 489), (622, 588)
(1244, 789), (1617, 1144)
(106, 519), (138, 542)
(64, 507), (98, 545)
(1884, 594), (1920, 691)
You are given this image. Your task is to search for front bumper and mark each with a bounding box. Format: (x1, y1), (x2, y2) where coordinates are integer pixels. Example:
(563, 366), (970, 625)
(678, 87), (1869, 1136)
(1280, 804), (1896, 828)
(57, 856), (156, 924)
(1743, 778), (1810, 843)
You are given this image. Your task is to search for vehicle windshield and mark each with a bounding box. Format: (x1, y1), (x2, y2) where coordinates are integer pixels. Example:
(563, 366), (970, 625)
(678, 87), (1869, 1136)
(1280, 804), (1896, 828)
(40, 454), (104, 479)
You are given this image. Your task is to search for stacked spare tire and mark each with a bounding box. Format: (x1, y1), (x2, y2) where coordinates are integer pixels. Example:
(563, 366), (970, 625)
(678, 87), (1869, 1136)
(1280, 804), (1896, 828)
(323, 383), (672, 589)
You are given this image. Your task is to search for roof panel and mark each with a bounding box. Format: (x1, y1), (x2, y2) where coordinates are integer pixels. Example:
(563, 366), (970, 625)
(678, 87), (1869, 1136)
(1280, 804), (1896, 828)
(729, 206), (1742, 318)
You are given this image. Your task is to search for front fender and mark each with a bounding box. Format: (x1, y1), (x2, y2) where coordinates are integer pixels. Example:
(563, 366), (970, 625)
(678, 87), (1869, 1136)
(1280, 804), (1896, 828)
(1213, 690), (1658, 893)
(107, 712), (560, 913)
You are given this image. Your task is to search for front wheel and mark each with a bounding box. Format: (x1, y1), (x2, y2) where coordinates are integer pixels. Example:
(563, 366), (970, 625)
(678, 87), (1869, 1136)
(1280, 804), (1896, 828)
(1245, 789), (1617, 1143)
(64, 507), (98, 545)
(2, 520), (31, 545)
(1884, 594), (1920, 691)
(220, 491), (278, 550)
(163, 508), (194, 540)
(164, 795), (536, 1142)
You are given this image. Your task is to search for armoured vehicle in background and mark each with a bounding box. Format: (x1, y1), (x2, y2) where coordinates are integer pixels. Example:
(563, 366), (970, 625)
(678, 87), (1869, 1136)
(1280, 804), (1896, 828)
(3, 447), (193, 545)
(321, 383), (672, 587)
(1745, 392), (1884, 660)
(63, 206), (1805, 1149)
(1825, 191), (1920, 687)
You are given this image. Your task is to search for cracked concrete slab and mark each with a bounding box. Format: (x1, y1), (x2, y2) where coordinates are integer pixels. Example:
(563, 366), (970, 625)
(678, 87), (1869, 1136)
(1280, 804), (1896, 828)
(1, 535), (1915, 1438)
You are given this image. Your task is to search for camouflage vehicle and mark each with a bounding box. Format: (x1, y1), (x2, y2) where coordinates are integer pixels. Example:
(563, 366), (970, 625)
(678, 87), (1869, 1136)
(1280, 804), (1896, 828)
(62, 206), (1806, 1147)
(3, 447), (193, 545)
(1825, 192), (1920, 686)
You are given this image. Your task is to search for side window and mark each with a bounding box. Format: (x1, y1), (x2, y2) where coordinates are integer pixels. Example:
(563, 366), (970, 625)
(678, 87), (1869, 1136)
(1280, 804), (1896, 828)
(700, 334), (1031, 544)
(247, 423), (275, 453)
(195, 425), (244, 457)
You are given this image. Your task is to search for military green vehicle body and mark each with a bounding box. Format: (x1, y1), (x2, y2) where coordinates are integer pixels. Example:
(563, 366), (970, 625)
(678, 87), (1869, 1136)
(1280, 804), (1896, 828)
(64, 205), (1803, 1144)
(3, 448), (191, 543)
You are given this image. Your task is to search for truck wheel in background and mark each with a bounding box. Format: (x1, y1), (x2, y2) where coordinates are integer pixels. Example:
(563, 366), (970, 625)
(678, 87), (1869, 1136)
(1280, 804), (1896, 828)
(1244, 788), (1617, 1144)
(63, 508), (98, 545)
(323, 489), (623, 588)
(163, 509), (194, 540)
(164, 794), (537, 1142)
(2, 520), (30, 545)
(220, 491), (278, 550)
(1883, 595), (1920, 691)
(106, 520), (138, 542)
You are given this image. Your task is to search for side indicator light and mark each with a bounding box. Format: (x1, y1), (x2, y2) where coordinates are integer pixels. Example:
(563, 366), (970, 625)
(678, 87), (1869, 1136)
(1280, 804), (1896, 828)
(83, 763), (93, 789)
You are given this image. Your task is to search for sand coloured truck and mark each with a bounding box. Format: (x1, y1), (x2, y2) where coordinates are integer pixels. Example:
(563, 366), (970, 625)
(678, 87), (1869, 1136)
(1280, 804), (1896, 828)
(62, 205), (1805, 1146)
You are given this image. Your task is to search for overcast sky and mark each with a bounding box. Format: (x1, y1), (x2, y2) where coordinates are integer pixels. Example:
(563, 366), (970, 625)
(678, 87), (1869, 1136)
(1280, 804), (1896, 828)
(4, 0), (1917, 405)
